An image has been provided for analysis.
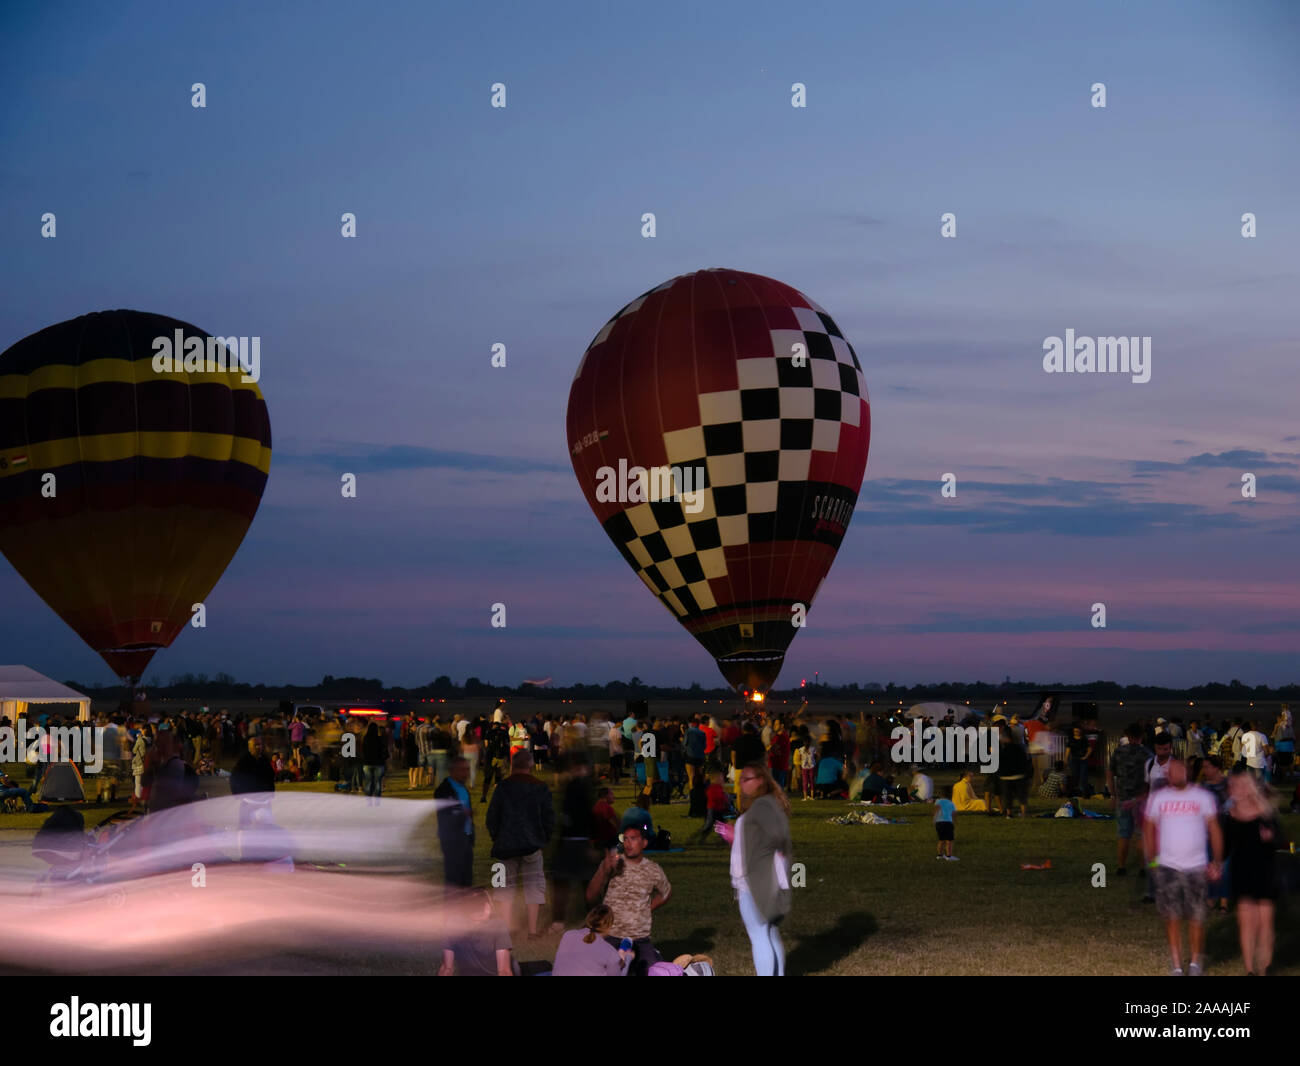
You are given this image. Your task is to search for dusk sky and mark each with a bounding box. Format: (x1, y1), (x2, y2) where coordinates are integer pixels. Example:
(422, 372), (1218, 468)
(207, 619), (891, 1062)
(2, 1), (1297, 690)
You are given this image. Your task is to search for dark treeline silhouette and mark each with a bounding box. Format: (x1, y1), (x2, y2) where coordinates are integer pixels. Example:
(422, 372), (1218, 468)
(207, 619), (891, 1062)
(64, 673), (1300, 706)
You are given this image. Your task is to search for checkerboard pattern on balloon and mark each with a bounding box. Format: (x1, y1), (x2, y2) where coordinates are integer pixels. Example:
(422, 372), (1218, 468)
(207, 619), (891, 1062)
(601, 304), (867, 621)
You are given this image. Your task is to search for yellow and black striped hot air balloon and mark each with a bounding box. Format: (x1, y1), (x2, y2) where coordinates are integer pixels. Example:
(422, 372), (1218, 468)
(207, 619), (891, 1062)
(0, 310), (271, 682)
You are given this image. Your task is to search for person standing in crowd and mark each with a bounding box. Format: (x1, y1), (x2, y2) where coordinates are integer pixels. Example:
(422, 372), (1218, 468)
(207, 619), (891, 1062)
(702, 716), (719, 769)
(585, 824), (671, 976)
(715, 763), (793, 976)
(840, 715), (858, 779)
(1217, 719), (1243, 769)
(733, 722), (765, 800)
(1144, 759), (1223, 976)
(591, 787), (620, 852)
(1196, 756), (1231, 915)
(1223, 770), (1286, 975)
(401, 714), (421, 790)
(1140, 731), (1177, 903)
(480, 715), (509, 802)
(428, 715), (453, 789)
(434, 756), (475, 887)
(93, 714), (122, 803)
(767, 718), (791, 791)
(1067, 725), (1093, 797)
(142, 727), (198, 811)
(527, 715), (549, 769)
(507, 715), (528, 760)
(1239, 722), (1269, 782)
(289, 712), (308, 753)
(720, 717), (742, 784)
(128, 722), (153, 811)
(996, 724), (1031, 818)
(485, 751), (554, 939)
(1107, 723), (1151, 877)
(696, 769), (730, 842)
(1272, 709), (1294, 779)
(414, 714), (434, 788)
(361, 721), (387, 805)
(345, 717), (365, 793)
(933, 785), (958, 861)
(684, 716), (706, 792)
(608, 718), (624, 785)
(551, 754), (598, 931)
(1024, 714), (1052, 785)
(798, 729), (817, 800)
(461, 716), (482, 790)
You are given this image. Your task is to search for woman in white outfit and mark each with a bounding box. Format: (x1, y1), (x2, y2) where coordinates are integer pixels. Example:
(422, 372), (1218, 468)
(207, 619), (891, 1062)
(716, 762), (794, 975)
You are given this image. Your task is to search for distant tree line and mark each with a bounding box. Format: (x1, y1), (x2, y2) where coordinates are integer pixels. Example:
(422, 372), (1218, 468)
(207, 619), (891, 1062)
(64, 672), (1299, 705)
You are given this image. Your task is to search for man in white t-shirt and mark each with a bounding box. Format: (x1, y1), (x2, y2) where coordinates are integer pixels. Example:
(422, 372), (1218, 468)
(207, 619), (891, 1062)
(1143, 759), (1223, 976)
(1239, 723), (1269, 780)
(1145, 733), (1174, 792)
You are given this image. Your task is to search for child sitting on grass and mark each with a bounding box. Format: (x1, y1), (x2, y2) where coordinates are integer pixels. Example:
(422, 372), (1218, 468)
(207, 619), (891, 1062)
(934, 785), (958, 861)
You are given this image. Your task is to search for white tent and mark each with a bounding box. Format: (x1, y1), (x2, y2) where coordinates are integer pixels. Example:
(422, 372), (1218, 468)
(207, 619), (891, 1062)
(0, 665), (92, 723)
(904, 701), (984, 723)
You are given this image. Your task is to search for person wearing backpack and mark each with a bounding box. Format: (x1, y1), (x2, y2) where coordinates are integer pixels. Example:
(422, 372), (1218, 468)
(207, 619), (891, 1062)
(1217, 720), (1244, 770)
(715, 762), (793, 976)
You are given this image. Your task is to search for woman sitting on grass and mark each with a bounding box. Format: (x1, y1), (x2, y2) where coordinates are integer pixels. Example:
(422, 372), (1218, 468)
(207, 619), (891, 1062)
(952, 770), (987, 811)
(552, 905), (629, 977)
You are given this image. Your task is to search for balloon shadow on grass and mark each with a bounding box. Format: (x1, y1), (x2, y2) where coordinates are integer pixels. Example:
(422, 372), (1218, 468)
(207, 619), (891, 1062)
(786, 912), (878, 975)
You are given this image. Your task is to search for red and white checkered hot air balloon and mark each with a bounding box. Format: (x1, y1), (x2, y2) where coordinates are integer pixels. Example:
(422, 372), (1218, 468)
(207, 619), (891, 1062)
(566, 269), (871, 696)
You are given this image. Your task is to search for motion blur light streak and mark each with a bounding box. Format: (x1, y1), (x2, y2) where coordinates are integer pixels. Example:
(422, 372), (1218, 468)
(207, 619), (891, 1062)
(0, 793), (460, 975)
(0, 867), (463, 975)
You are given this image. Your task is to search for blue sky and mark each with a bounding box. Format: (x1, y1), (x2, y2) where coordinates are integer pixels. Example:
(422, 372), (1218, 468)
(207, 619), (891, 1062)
(1, 0), (1298, 688)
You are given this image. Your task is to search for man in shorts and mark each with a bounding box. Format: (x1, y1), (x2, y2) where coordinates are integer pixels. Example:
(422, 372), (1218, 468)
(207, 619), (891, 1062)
(1144, 759), (1223, 975)
(684, 716), (707, 791)
(1107, 723), (1151, 876)
(485, 751), (554, 938)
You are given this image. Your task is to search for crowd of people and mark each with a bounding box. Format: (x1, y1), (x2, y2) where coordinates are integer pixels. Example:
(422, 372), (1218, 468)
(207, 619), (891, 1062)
(433, 702), (796, 976)
(5, 698), (1294, 977)
(1104, 717), (1294, 976)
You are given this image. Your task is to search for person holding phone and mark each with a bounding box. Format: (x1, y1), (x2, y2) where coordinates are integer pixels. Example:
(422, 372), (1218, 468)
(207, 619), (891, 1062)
(716, 762), (793, 976)
(585, 824), (670, 976)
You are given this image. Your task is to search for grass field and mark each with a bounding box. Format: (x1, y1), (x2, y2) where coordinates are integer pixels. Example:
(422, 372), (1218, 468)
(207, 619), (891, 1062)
(5, 764), (1296, 976)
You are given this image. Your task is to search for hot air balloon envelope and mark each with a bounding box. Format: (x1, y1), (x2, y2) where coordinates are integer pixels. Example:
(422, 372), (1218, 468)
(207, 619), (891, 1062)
(0, 310), (271, 680)
(566, 269), (870, 694)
